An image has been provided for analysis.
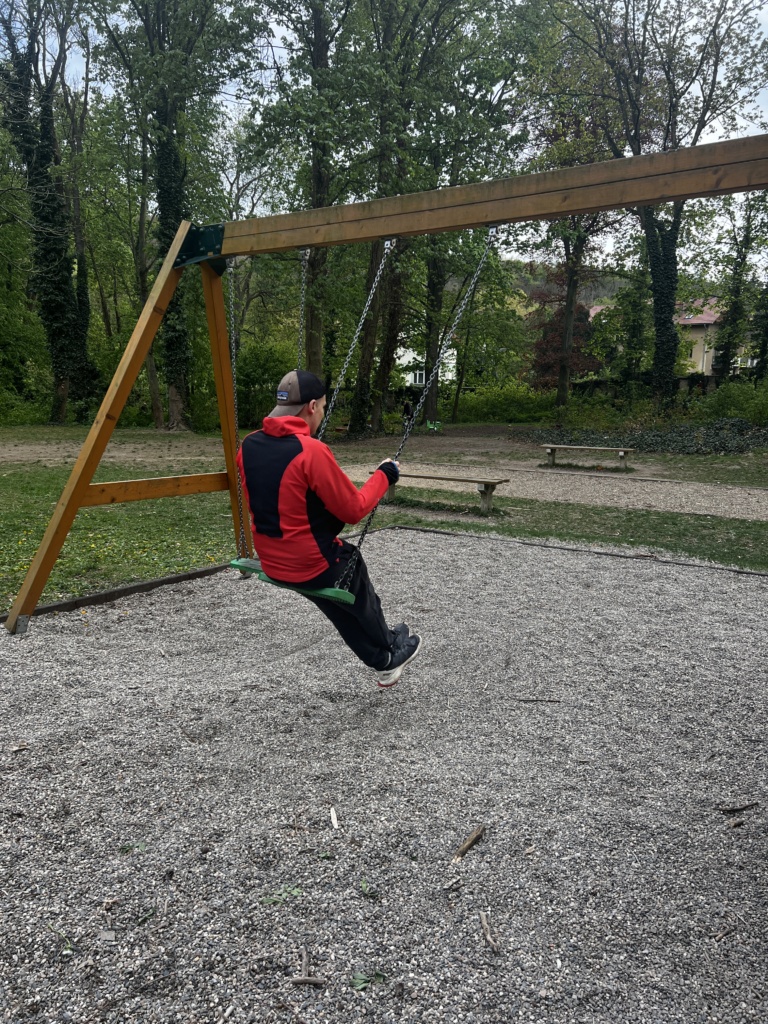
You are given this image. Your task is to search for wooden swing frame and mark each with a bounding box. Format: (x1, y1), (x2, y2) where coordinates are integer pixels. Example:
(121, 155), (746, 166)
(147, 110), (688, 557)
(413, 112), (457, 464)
(6, 133), (768, 634)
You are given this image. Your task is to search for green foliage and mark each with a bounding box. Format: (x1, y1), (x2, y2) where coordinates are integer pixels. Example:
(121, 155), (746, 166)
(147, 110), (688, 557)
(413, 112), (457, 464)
(449, 381), (556, 423)
(587, 273), (655, 381)
(0, 390), (51, 427)
(546, 378), (768, 437)
(119, 840), (148, 855)
(235, 337), (296, 430)
(351, 970), (387, 991)
(2, 57), (95, 422)
(359, 877), (378, 899)
(0, 203), (51, 424)
(552, 389), (656, 430)
(690, 379), (768, 427)
(260, 885), (302, 907)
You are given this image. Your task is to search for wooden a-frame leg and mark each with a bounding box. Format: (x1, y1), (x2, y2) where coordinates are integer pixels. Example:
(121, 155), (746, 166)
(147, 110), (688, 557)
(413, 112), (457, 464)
(201, 263), (253, 558)
(4, 222), (192, 635)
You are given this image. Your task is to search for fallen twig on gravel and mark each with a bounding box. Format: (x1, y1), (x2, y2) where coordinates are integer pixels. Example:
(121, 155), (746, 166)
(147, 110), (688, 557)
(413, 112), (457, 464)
(718, 801), (758, 814)
(479, 911), (500, 953)
(452, 824), (485, 862)
(289, 946), (326, 987)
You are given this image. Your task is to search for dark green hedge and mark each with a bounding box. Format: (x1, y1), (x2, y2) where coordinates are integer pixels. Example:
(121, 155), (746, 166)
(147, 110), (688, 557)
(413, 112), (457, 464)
(528, 418), (768, 454)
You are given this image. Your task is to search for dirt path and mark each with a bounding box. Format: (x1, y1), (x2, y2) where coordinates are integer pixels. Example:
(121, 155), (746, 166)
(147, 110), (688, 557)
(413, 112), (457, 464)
(5, 425), (767, 521)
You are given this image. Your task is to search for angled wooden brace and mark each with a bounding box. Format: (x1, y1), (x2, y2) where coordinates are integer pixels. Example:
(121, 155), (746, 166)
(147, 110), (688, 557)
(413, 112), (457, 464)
(4, 222), (192, 634)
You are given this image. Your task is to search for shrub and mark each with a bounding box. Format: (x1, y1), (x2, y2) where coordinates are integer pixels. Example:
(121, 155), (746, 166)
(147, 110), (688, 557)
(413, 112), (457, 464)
(0, 390), (49, 426)
(448, 382), (556, 423)
(689, 379), (768, 426)
(529, 418), (768, 454)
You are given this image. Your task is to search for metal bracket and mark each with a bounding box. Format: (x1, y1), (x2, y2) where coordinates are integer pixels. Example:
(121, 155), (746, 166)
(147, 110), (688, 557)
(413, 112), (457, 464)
(174, 223), (226, 270)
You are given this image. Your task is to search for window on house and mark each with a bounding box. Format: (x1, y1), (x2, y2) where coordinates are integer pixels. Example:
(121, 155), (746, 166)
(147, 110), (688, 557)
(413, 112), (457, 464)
(413, 370), (425, 386)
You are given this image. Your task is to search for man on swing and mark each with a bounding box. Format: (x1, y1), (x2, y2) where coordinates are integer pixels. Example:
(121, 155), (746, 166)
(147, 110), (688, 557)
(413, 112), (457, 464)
(237, 369), (422, 688)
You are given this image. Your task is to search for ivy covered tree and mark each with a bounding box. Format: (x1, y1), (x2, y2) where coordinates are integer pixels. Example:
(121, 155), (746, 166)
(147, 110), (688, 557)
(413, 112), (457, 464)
(0, 129), (49, 414)
(0, 0), (96, 423)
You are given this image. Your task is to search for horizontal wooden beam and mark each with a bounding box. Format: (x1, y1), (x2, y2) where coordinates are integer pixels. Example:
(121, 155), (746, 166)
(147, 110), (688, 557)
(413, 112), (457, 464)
(81, 472), (230, 506)
(220, 135), (768, 255)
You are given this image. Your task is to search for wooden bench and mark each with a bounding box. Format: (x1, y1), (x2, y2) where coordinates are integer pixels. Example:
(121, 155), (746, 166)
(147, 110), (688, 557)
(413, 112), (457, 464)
(372, 471), (509, 513)
(541, 444), (635, 469)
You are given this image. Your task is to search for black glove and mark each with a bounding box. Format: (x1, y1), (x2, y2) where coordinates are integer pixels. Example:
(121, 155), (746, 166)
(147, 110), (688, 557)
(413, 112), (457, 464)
(377, 460), (399, 484)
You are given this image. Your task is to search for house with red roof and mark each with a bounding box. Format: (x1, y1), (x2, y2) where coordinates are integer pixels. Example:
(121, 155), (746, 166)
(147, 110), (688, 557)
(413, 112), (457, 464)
(678, 298), (720, 374)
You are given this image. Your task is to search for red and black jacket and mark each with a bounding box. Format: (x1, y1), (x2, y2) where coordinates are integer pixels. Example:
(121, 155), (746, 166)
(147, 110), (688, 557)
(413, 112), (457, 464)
(236, 416), (389, 583)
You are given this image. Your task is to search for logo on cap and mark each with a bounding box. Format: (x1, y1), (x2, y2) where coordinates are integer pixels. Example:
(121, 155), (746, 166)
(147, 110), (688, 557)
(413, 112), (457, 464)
(276, 390), (290, 402)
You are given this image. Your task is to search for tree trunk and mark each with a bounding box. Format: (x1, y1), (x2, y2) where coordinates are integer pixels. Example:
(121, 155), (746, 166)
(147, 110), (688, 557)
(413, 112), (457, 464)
(423, 240), (447, 423)
(136, 139), (165, 429)
(62, 71), (94, 422)
(144, 352), (163, 426)
(2, 23), (82, 425)
(753, 282), (768, 382)
(714, 207), (753, 383)
(305, 248), (327, 375)
(556, 264), (579, 408)
(51, 376), (69, 424)
(155, 99), (190, 427)
(451, 292), (476, 423)
(294, 3), (335, 378)
(167, 383), (187, 431)
(370, 261), (404, 431)
(348, 241), (385, 434)
(640, 203), (684, 405)
(89, 242), (113, 339)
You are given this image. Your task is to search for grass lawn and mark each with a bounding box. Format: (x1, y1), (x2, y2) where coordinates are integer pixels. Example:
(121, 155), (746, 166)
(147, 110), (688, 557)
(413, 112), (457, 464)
(639, 450), (768, 488)
(1, 424), (766, 616)
(375, 489), (768, 573)
(0, 464), (236, 613)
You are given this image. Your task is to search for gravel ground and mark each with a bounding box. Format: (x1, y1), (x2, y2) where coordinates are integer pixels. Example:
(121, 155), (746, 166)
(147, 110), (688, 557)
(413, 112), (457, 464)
(1, 529), (766, 1024)
(344, 462), (768, 522)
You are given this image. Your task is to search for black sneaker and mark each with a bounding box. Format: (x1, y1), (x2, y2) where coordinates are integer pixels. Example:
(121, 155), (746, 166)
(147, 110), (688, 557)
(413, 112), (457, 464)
(390, 622), (410, 645)
(375, 633), (422, 688)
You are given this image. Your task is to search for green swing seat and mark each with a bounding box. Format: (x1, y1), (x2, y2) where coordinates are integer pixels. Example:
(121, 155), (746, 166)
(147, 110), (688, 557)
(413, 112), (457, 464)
(230, 558), (356, 605)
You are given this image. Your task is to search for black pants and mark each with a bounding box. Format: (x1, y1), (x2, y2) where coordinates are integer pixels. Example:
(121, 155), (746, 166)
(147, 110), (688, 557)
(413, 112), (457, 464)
(301, 541), (395, 670)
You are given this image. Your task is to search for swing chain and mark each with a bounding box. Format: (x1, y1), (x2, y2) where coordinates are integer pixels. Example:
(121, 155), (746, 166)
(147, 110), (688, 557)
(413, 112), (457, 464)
(297, 248), (310, 370)
(317, 238), (396, 441)
(336, 226), (498, 592)
(227, 260), (249, 558)
(394, 226), (497, 462)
